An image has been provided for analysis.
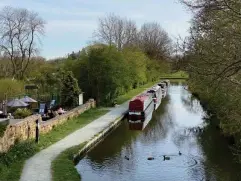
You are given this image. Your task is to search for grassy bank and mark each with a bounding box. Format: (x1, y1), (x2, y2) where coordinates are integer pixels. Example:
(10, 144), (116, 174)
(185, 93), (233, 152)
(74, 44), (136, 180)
(0, 108), (108, 181)
(160, 71), (189, 79)
(116, 81), (159, 104)
(52, 142), (87, 181)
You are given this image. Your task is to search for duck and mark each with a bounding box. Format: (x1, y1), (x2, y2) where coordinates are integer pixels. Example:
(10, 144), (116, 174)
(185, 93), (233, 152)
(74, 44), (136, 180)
(147, 157), (154, 160)
(178, 151), (182, 156)
(163, 155), (170, 160)
(124, 156), (129, 160)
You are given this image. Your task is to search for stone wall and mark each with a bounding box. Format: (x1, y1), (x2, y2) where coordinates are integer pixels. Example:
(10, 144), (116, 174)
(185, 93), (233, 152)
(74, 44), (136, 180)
(40, 99), (96, 134)
(0, 114), (41, 153)
(0, 99), (96, 153)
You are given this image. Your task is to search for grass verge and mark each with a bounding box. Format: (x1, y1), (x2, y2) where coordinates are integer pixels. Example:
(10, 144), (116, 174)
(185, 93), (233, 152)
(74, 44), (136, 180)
(0, 108), (108, 181)
(52, 142), (87, 181)
(116, 81), (159, 104)
(0, 124), (7, 137)
(160, 71), (189, 79)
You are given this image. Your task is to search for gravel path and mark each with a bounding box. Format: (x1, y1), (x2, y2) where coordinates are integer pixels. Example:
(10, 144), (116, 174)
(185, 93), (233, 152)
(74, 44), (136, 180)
(20, 102), (128, 181)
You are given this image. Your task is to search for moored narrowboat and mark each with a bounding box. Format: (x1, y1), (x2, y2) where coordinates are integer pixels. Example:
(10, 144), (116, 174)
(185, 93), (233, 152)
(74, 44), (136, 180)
(147, 85), (162, 110)
(158, 82), (167, 98)
(128, 93), (154, 130)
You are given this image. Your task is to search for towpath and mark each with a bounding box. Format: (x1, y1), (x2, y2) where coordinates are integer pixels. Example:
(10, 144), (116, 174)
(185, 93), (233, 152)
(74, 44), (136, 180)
(20, 102), (129, 181)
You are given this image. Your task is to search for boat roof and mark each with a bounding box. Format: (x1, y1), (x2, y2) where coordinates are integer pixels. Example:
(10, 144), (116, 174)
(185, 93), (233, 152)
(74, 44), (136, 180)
(131, 93), (151, 101)
(147, 85), (160, 92)
(158, 82), (166, 85)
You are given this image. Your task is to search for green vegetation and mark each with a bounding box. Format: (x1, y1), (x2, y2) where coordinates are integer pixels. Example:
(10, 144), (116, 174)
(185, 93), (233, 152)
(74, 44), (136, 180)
(14, 108), (32, 119)
(160, 71), (189, 79)
(52, 142), (86, 181)
(0, 124), (7, 137)
(180, 0), (241, 162)
(0, 109), (107, 181)
(60, 71), (81, 108)
(64, 45), (169, 106)
(0, 79), (24, 100)
(115, 81), (159, 104)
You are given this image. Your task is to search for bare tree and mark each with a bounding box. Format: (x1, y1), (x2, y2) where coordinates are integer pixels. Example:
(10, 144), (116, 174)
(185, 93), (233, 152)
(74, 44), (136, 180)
(0, 6), (45, 79)
(94, 13), (138, 51)
(138, 23), (172, 60)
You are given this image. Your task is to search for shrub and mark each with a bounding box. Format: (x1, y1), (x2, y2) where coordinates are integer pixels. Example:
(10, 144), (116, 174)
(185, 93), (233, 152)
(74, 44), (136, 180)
(0, 140), (37, 167)
(14, 108), (32, 119)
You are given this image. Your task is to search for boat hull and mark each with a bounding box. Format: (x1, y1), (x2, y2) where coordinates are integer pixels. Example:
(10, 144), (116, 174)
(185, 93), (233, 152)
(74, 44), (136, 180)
(154, 98), (161, 110)
(128, 101), (154, 130)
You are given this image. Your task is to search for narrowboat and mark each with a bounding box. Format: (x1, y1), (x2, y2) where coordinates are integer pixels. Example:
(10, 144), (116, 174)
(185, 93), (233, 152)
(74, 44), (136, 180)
(162, 80), (170, 87)
(158, 82), (167, 98)
(128, 93), (154, 130)
(147, 85), (162, 110)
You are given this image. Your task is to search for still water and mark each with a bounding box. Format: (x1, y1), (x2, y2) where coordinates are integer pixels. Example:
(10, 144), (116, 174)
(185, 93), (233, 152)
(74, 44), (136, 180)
(76, 82), (241, 181)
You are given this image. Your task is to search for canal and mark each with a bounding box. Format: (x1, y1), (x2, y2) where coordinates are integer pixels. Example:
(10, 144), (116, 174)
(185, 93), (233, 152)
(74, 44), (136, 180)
(76, 82), (241, 181)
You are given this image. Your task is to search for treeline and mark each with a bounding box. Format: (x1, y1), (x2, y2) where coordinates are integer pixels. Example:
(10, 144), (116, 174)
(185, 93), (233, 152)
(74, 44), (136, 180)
(180, 0), (241, 160)
(0, 8), (172, 106)
(61, 45), (170, 105)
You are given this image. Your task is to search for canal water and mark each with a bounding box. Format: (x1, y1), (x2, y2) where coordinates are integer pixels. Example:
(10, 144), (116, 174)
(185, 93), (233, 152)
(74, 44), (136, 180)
(76, 82), (241, 181)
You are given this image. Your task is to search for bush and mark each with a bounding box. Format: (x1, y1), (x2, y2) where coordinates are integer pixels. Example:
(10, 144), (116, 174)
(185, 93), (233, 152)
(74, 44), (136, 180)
(14, 108), (32, 119)
(0, 141), (37, 167)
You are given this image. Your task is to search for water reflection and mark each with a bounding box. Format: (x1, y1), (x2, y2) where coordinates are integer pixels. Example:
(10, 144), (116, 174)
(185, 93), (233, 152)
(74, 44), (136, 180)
(76, 81), (241, 181)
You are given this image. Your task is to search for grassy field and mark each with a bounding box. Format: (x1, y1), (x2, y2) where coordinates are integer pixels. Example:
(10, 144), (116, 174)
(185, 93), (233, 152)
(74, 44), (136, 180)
(52, 142), (87, 181)
(116, 72), (188, 105)
(0, 108), (108, 181)
(115, 81), (160, 104)
(160, 71), (189, 79)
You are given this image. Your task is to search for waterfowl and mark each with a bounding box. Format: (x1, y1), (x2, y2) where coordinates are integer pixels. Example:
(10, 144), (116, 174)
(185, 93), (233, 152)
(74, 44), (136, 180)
(124, 156), (129, 160)
(163, 155), (170, 160)
(147, 157), (154, 160)
(178, 151), (182, 155)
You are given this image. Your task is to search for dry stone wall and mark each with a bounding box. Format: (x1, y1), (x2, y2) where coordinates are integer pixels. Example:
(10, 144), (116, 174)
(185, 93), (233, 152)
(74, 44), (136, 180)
(0, 114), (41, 152)
(0, 99), (96, 153)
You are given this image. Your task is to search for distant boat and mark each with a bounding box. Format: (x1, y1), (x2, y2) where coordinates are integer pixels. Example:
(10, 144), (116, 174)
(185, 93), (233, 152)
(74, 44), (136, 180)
(158, 81), (169, 98)
(147, 85), (162, 110)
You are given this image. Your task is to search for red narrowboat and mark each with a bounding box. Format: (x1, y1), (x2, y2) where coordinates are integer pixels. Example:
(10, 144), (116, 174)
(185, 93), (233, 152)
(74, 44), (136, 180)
(128, 93), (154, 130)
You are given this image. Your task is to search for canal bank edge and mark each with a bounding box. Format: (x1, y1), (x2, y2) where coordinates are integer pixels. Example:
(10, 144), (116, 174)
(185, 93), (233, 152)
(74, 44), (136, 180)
(73, 113), (126, 162)
(51, 114), (127, 181)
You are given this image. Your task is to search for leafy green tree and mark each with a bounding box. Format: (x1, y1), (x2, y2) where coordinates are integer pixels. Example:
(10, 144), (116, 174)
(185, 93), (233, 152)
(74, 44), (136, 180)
(180, 0), (241, 161)
(0, 79), (24, 101)
(60, 71), (81, 108)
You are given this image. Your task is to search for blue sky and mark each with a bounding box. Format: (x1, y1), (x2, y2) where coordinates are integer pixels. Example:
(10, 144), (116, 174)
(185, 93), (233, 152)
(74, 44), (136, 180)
(0, 0), (191, 59)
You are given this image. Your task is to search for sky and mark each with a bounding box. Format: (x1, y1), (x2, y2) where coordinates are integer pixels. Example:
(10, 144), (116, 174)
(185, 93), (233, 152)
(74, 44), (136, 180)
(0, 0), (192, 59)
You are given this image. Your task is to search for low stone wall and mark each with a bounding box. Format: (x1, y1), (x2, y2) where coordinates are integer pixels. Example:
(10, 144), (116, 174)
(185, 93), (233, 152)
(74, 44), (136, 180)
(0, 99), (96, 153)
(40, 99), (96, 134)
(0, 114), (41, 153)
